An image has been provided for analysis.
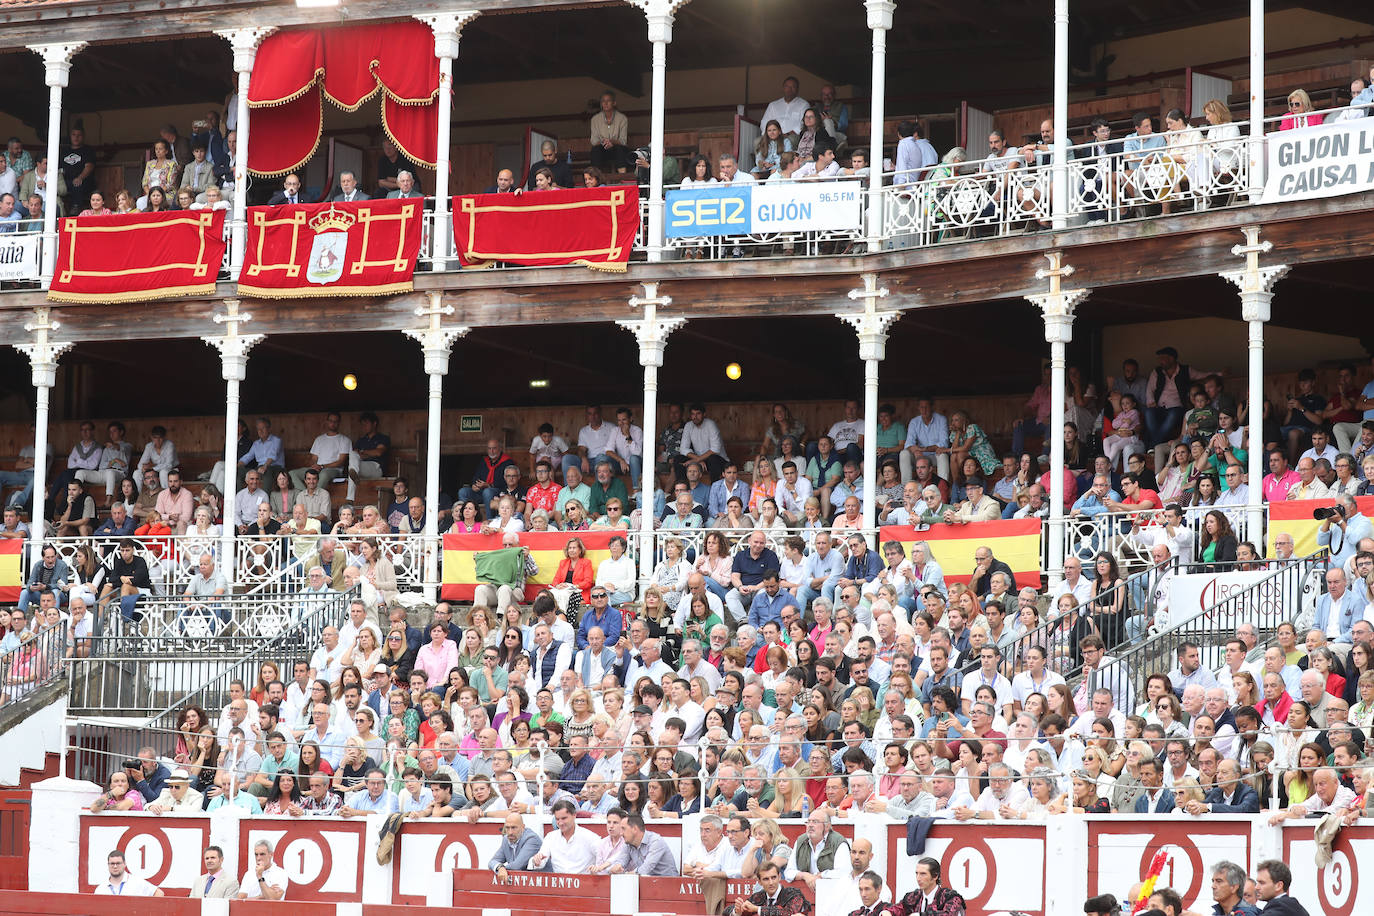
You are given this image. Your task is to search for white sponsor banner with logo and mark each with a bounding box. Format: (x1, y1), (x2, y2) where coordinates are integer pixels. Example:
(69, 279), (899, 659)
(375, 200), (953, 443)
(1166, 569), (1300, 632)
(0, 233), (40, 280)
(1262, 117), (1374, 204)
(665, 181), (863, 237)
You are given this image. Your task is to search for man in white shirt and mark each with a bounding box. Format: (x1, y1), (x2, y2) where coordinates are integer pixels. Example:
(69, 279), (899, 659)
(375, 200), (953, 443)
(701, 814), (753, 879)
(677, 402), (728, 479)
(1128, 503), (1195, 566)
(1049, 556), (1093, 607)
(718, 154), (756, 185)
(678, 638), (723, 692)
(530, 799), (600, 873)
(784, 812), (850, 887)
(794, 143), (840, 180)
(290, 411), (354, 498)
(681, 814), (728, 878)
(94, 850), (163, 896)
(760, 76), (810, 137)
(237, 839), (289, 900)
(567, 405), (619, 478)
(664, 677), (707, 741)
(775, 461), (814, 525)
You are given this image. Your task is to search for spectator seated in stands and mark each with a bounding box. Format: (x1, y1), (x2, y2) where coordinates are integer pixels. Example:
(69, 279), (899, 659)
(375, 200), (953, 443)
(753, 120), (796, 180)
(387, 170), (422, 199)
(1280, 89), (1324, 131)
(179, 143), (215, 200)
(590, 91), (632, 173)
(330, 171), (370, 203)
(525, 140), (573, 191)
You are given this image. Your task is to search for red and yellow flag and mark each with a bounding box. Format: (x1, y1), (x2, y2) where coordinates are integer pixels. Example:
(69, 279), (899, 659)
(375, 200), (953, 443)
(441, 530), (621, 602)
(1267, 495), (1374, 557)
(879, 518), (1043, 589)
(0, 539), (22, 603)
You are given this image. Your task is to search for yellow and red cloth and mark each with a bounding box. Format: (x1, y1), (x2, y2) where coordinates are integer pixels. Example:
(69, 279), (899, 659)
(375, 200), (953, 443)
(236, 198), (423, 298)
(441, 530), (620, 602)
(879, 518), (1043, 589)
(47, 210), (226, 303)
(1267, 495), (1374, 556)
(452, 187), (640, 272)
(0, 539), (22, 603)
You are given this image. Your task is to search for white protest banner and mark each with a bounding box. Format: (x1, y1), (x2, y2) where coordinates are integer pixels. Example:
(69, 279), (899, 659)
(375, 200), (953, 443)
(0, 233), (39, 281)
(1262, 117), (1374, 204)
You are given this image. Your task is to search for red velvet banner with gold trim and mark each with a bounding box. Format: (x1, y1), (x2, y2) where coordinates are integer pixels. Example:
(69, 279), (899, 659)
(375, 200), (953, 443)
(47, 210), (225, 303)
(452, 187), (640, 272)
(236, 198), (423, 298)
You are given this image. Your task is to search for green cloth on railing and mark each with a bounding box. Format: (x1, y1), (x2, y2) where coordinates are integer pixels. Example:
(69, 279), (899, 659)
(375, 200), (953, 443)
(474, 546), (524, 587)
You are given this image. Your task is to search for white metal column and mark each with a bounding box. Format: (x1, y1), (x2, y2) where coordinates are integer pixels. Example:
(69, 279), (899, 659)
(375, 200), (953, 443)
(415, 11), (481, 272)
(1028, 253), (1089, 586)
(840, 273), (901, 533)
(202, 300), (262, 587)
(1247, 0), (1265, 197)
(1220, 227), (1288, 545)
(405, 293), (468, 601)
(1051, 0), (1069, 229)
(864, 0), (895, 250)
(620, 284), (684, 589)
(216, 28), (274, 273)
(632, 0), (689, 262)
(28, 43), (85, 287)
(12, 308), (72, 564)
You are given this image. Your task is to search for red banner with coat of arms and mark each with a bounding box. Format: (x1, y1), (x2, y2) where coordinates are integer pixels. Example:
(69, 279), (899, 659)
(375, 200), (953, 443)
(236, 198), (423, 298)
(47, 209), (226, 303)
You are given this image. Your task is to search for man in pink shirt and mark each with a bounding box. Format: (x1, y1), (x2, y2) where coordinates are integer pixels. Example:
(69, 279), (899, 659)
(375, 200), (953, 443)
(1012, 365), (1053, 455)
(154, 469), (195, 534)
(1261, 450), (1301, 502)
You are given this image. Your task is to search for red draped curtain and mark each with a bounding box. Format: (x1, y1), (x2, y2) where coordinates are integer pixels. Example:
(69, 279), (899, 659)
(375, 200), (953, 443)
(247, 22), (438, 177)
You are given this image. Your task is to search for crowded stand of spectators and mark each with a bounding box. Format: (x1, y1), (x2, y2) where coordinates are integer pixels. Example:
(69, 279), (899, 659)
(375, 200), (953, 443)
(27, 344), (1366, 908)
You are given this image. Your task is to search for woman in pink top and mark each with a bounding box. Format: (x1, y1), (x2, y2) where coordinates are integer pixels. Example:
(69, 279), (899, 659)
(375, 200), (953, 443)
(693, 530), (734, 600)
(414, 622), (458, 690)
(1279, 89), (1324, 130)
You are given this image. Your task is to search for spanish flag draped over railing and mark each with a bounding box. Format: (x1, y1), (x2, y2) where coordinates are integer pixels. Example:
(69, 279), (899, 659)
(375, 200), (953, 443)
(441, 531), (621, 602)
(879, 518), (1043, 589)
(0, 539), (22, 603)
(1266, 495), (1374, 556)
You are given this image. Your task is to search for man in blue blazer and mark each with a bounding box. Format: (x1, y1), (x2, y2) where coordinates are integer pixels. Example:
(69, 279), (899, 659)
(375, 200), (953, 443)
(1190, 760), (1260, 813)
(1313, 567), (1366, 643)
(1133, 757), (1175, 813)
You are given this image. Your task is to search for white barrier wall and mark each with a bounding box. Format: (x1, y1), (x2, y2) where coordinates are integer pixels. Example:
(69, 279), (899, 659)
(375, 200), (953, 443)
(32, 778), (1368, 916)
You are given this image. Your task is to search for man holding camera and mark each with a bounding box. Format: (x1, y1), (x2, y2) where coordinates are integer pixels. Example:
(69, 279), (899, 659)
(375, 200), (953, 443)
(1317, 493), (1373, 571)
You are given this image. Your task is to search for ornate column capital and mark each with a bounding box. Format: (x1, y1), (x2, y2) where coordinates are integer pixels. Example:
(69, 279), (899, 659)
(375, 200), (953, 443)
(202, 300), (263, 382)
(1027, 252), (1088, 344)
(1219, 227), (1288, 322)
(214, 27), (275, 73)
(864, 0), (896, 31)
(404, 294), (468, 375)
(628, 0), (692, 42)
(622, 282), (683, 367)
(14, 307), (72, 389)
(414, 10), (482, 58)
(839, 272), (900, 361)
(28, 43), (86, 86)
